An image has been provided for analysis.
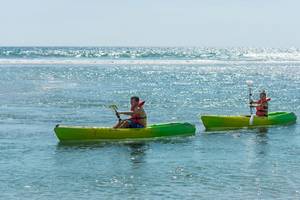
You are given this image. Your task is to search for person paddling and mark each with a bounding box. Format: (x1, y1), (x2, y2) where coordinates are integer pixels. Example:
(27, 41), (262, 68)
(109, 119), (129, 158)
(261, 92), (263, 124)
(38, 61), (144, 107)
(114, 96), (147, 128)
(250, 90), (271, 117)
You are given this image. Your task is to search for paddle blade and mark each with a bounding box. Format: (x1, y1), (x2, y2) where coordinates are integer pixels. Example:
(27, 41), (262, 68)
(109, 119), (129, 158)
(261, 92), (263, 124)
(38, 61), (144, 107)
(108, 104), (118, 110)
(249, 114), (255, 125)
(246, 80), (253, 86)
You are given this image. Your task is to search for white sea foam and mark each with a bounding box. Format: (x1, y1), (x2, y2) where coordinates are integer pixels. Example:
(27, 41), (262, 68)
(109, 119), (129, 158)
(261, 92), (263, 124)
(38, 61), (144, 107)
(1, 47), (300, 65)
(1, 58), (300, 66)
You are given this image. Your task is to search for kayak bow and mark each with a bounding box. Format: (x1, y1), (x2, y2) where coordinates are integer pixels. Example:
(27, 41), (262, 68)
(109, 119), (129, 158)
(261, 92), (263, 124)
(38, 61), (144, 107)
(201, 111), (297, 131)
(54, 122), (196, 142)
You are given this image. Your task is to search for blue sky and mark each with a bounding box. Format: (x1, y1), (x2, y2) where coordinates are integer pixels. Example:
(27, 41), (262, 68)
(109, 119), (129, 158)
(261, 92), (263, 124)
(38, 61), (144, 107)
(0, 0), (299, 47)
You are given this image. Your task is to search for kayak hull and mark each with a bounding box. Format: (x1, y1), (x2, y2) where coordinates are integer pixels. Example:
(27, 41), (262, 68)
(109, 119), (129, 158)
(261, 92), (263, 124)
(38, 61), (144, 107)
(54, 122), (196, 142)
(201, 112), (297, 131)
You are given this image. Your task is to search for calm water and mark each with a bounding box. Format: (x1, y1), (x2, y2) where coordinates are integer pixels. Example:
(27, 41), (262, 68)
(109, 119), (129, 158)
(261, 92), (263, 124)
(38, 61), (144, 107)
(0, 47), (300, 199)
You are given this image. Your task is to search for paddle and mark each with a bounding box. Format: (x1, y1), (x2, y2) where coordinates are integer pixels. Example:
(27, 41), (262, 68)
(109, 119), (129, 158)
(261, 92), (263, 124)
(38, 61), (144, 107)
(108, 104), (122, 123)
(246, 80), (255, 125)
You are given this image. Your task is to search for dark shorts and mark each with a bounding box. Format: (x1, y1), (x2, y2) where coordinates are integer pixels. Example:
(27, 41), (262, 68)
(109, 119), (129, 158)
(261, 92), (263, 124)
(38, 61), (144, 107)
(126, 119), (144, 128)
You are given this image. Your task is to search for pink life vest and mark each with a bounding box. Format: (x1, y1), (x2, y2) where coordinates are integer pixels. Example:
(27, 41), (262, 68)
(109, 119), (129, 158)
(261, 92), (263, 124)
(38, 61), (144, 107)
(256, 98), (271, 116)
(130, 101), (145, 124)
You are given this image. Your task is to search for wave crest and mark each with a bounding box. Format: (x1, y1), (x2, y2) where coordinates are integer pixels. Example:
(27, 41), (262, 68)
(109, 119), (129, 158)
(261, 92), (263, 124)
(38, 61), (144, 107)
(1, 47), (300, 62)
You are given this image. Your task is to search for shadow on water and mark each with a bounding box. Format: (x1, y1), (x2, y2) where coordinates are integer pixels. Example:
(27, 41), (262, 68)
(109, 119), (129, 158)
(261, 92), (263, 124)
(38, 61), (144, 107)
(55, 135), (194, 150)
(203, 126), (269, 135)
(254, 128), (269, 147)
(53, 141), (150, 168)
(257, 127), (268, 134)
(56, 136), (194, 155)
(200, 127), (270, 155)
(124, 142), (148, 165)
(54, 136), (194, 171)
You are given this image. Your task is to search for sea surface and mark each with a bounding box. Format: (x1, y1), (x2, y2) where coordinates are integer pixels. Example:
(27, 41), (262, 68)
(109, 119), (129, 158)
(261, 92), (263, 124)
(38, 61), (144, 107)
(0, 47), (300, 199)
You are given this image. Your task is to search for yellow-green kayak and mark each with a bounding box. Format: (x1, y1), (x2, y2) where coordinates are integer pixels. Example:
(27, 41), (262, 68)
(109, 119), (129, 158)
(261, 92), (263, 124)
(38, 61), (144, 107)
(54, 122), (196, 142)
(201, 112), (297, 131)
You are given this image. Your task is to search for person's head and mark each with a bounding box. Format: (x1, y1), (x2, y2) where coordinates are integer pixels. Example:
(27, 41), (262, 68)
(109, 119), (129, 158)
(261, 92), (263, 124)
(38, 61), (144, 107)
(130, 96), (140, 107)
(260, 90), (267, 99)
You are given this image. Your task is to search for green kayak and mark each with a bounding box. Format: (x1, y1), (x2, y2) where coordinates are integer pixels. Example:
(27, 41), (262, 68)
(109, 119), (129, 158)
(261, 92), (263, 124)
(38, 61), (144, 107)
(201, 111), (297, 131)
(54, 122), (196, 142)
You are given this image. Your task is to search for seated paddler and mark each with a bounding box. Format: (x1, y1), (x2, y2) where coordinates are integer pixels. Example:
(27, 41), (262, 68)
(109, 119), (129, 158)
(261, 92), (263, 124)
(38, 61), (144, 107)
(114, 96), (147, 128)
(250, 90), (271, 117)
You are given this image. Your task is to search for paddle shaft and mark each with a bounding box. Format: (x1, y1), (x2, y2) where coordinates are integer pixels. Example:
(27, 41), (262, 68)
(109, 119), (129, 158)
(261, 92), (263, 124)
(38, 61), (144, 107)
(113, 108), (122, 122)
(248, 85), (254, 115)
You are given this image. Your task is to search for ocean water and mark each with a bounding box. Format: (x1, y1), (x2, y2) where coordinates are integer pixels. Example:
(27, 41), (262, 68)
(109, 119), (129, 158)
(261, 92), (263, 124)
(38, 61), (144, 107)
(0, 47), (300, 199)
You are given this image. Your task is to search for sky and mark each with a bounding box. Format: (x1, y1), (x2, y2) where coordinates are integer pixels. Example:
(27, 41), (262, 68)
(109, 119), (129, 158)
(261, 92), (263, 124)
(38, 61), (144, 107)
(0, 0), (299, 47)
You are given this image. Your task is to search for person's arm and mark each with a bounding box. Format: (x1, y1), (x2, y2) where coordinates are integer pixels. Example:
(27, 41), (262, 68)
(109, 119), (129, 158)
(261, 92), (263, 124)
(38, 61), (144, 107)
(250, 101), (267, 108)
(118, 107), (142, 116)
(118, 111), (134, 115)
(249, 100), (258, 107)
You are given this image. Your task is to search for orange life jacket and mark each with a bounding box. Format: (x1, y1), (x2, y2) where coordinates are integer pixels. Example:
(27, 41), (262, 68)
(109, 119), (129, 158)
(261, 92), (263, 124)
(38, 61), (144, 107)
(130, 101), (146, 124)
(256, 98), (271, 116)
